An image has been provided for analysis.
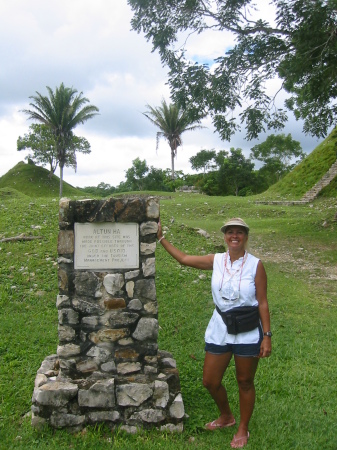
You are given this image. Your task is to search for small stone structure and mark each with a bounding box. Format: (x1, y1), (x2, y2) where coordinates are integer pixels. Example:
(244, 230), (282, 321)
(31, 196), (184, 433)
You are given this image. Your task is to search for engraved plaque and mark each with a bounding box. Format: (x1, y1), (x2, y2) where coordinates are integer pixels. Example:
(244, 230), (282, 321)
(74, 223), (139, 270)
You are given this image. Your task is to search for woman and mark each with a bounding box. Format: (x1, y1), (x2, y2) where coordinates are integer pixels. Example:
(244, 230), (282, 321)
(157, 217), (271, 448)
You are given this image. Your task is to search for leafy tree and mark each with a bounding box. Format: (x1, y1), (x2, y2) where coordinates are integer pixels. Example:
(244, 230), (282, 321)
(250, 133), (304, 181)
(218, 148), (255, 196)
(17, 123), (91, 177)
(143, 99), (203, 179)
(125, 158), (149, 191)
(189, 149), (216, 174)
(21, 83), (99, 197)
(129, 0), (337, 140)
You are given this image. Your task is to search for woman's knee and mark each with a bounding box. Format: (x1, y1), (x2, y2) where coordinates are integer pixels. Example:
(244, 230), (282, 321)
(236, 376), (255, 392)
(203, 374), (221, 391)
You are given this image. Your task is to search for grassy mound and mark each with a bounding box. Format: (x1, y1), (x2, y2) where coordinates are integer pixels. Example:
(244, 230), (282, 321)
(259, 128), (337, 200)
(0, 161), (84, 198)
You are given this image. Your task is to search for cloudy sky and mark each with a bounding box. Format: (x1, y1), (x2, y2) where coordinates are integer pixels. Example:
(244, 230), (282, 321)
(0, 0), (321, 188)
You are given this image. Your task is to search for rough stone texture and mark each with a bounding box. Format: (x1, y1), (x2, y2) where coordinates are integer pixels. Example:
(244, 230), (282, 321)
(32, 196), (184, 433)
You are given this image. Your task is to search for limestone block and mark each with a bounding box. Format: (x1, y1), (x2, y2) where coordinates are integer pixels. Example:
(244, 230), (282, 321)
(127, 299), (143, 310)
(57, 257), (73, 264)
(87, 411), (120, 423)
(130, 408), (165, 423)
(58, 268), (69, 291)
(59, 197), (72, 223)
(104, 298), (126, 310)
(160, 423), (184, 433)
(132, 318), (158, 341)
(144, 365), (157, 375)
(74, 272), (100, 297)
(115, 348), (139, 361)
(140, 242), (156, 255)
(81, 316), (99, 327)
(76, 360), (98, 373)
(103, 274), (124, 295)
(134, 279), (156, 301)
(58, 230), (74, 254)
(169, 393), (185, 419)
(101, 361), (117, 373)
(125, 270), (140, 280)
(86, 346), (110, 364)
(56, 295), (70, 309)
(146, 198), (160, 219)
(72, 298), (101, 315)
(34, 374), (48, 388)
(78, 379), (115, 408)
(142, 258), (155, 277)
(108, 311), (139, 327)
(89, 328), (129, 344)
(154, 380), (169, 408)
(117, 362), (141, 375)
(118, 337), (134, 346)
(126, 281), (134, 298)
(58, 308), (79, 325)
(57, 344), (81, 358)
(58, 325), (76, 342)
(140, 221), (158, 236)
(59, 358), (76, 371)
(116, 383), (153, 406)
(144, 302), (158, 315)
(161, 358), (177, 369)
(33, 381), (78, 407)
(50, 412), (86, 429)
(37, 355), (59, 375)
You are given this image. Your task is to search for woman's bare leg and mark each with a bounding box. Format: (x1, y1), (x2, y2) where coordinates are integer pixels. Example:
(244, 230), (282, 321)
(231, 355), (259, 447)
(203, 351), (235, 426)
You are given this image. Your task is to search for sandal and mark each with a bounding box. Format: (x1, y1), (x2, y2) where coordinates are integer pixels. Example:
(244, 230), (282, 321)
(230, 431), (250, 448)
(205, 418), (236, 430)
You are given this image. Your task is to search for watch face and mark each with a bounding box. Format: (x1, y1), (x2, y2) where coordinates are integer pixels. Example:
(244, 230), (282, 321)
(264, 331), (272, 337)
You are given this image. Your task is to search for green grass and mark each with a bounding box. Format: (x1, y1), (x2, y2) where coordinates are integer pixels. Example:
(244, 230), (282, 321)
(0, 192), (336, 449)
(0, 161), (84, 198)
(257, 127), (337, 200)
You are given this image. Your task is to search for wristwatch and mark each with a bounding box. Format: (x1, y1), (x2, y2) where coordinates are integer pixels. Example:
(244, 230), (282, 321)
(264, 331), (272, 337)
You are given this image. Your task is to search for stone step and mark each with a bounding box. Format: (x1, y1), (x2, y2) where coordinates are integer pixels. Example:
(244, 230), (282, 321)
(301, 160), (337, 201)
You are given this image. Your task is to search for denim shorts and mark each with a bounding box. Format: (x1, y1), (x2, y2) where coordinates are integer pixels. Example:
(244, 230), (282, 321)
(205, 326), (263, 357)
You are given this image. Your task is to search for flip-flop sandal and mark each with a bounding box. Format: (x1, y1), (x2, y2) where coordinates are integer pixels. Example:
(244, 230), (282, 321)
(230, 431), (250, 448)
(205, 418), (236, 430)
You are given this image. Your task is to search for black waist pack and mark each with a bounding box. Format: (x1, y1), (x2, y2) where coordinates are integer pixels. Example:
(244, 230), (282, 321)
(216, 305), (260, 335)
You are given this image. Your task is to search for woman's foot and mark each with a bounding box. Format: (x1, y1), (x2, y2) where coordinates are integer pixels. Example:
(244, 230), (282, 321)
(205, 416), (236, 430)
(230, 431), (250, 448)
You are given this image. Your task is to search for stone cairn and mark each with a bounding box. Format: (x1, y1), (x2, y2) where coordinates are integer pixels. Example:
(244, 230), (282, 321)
(31, 196), (184, 433)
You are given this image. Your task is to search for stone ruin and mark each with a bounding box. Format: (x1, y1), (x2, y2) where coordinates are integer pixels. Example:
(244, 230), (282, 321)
(31, 196), (184, 433)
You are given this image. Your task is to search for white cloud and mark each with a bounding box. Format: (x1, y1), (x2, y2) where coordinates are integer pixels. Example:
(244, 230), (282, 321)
(0, 0), (323, 189)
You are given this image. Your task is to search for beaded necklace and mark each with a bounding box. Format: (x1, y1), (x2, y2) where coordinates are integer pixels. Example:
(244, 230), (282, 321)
(219, 250), (248, 296)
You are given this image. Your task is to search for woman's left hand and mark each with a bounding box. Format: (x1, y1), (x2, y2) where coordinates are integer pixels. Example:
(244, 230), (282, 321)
(259, 337), (272, 358)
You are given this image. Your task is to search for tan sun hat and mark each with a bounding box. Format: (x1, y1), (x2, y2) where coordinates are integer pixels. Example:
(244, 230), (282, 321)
(220, 217), (249, 234)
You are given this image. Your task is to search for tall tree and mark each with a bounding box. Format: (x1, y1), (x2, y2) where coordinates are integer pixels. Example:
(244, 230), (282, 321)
(129, 0), (337, 140)
(143, 99), (202, 179)
(21, 83), (99, 196)
(218, 148), (255, 196)
(250, 133), (304, 181)
(17, 123), (91, 177)
(189, 149), (216, 174)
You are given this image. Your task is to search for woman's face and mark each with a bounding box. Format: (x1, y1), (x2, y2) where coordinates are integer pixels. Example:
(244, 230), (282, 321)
(224, 226), (248, 251)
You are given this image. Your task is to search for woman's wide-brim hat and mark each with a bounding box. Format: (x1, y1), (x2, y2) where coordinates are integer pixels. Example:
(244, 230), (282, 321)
(220, 217), (249, 234)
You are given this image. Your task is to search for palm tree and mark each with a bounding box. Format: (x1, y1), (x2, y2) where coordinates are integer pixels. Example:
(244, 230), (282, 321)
(22, 83), (99, 197)
(143, 99), (203, 179)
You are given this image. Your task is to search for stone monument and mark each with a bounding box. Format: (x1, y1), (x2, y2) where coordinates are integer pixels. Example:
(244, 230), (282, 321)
(31, 196), (184, 433)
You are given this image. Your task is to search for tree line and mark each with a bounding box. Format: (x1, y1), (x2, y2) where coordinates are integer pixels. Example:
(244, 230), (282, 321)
(83, 133), (304, 197)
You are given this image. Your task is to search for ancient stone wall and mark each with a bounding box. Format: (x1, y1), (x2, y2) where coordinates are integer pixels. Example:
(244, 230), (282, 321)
(31, 196), (184, 433)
